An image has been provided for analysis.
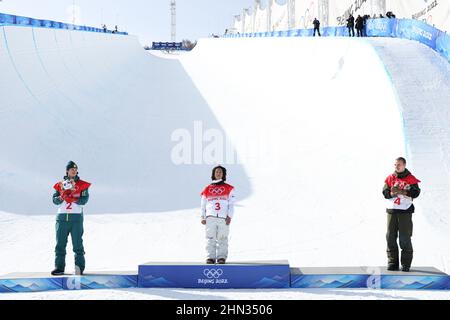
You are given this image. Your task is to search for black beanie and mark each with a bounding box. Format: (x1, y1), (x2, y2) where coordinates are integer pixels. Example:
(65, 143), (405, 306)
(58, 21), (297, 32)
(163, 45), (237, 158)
(66, 161), (78, 172)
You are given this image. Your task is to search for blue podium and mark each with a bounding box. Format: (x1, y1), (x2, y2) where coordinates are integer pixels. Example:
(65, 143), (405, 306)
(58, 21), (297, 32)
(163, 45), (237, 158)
(138, 261), (291, 289)
(0, 272), (137, 293)
(1, 264), (448, 293)
(290, 267), (449, 290)
(0, 274), (63, 293)
(62, 272), (137, 291)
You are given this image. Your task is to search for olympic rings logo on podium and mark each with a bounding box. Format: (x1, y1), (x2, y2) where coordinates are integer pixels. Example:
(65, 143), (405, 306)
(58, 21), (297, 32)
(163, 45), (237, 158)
(203, 268), (224, 279)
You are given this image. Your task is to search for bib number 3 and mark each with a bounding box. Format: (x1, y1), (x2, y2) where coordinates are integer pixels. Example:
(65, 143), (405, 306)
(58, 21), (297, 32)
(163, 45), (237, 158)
(215, 203), (221, 211)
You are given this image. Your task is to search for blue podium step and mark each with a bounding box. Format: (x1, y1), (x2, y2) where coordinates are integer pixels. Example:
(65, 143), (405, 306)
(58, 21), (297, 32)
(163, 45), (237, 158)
(291, 267), (449, 290)
(1, 265), (448, 293)
(138, 260), (291, 289)
(0, 272), (137, 293)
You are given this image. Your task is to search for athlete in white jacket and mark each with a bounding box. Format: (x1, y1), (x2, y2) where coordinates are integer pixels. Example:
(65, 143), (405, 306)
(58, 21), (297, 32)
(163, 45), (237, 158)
(201, 166), (235, 264)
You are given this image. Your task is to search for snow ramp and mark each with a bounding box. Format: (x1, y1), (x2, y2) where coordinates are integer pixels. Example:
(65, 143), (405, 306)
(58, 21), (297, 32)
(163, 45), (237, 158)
(0, 27), (449, 271)
(0, 26), (251, 214)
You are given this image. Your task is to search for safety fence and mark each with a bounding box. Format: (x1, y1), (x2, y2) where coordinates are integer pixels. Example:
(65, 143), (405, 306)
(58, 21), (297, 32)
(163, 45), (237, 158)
(0, 12), (128, 35)
(224, 18), (450, 62)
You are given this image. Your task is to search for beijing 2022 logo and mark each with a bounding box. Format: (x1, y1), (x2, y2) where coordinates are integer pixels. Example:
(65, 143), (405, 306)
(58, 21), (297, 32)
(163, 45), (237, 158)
(198, 268), (229, 285)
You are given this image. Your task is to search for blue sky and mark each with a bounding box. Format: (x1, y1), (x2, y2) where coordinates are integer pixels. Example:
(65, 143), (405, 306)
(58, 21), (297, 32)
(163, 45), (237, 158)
(0, 0), (258, 45)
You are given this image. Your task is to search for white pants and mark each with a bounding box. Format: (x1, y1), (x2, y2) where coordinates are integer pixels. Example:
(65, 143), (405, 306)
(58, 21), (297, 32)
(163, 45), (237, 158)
(205, 217), (230, 260)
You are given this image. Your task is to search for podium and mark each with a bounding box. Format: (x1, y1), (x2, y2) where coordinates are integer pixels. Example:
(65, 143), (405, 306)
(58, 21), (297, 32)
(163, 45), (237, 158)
(0, 272), (137, 293)
(1, 264), (449, 293)
(291, 267), (449, 290)
(138, 261), (291, 289)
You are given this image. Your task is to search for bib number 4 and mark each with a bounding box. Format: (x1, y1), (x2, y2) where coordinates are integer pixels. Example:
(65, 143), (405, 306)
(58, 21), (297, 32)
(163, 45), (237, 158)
(394, 198), (401, 205)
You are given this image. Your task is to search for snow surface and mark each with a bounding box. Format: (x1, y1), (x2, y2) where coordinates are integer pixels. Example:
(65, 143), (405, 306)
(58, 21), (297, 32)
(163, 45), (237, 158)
(1, 287), (450, 300)
(0, 27), (449, 299)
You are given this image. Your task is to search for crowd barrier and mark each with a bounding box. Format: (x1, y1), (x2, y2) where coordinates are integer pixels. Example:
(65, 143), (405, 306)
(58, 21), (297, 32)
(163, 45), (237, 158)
(0, 12), (128, 35)
(225, 18), (450, 62)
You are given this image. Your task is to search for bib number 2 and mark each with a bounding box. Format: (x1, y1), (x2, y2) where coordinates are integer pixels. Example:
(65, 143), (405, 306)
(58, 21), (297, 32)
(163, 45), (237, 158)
(66, 202), (73, 210)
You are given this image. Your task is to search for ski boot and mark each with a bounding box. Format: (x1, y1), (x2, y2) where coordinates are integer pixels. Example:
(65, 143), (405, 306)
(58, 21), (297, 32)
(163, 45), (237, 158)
(387, 264), (399, 271)
(51, 269), (65, 276)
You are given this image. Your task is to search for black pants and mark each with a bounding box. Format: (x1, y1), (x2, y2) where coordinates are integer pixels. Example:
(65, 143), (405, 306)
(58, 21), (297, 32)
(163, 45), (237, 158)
(348, 26), (355, 37)
(313, 27), (321, 37)
(357, 28), (363, 37)
(386, 213), (413, 268)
